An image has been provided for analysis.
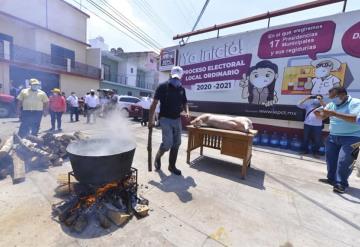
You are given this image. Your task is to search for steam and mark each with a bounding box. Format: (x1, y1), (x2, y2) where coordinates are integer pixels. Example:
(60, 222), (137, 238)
(68, 110), (136, 156)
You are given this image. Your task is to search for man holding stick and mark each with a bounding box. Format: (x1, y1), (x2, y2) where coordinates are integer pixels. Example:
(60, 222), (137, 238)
(148, 66), (190, 175)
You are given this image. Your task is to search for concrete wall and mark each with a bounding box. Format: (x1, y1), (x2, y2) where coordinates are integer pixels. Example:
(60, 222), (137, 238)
(34, 29), (87, 63)
(86, 48), (101, 68)
(0, 15), (36, 50)
(0, 0), (87, 42)
(0, 62), (10, 94)
(60, 74), (99, 97)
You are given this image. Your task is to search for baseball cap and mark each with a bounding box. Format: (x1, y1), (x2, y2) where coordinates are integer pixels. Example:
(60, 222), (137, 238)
(170, 66), (184, 79)
(90, 89), (95, 92)
(29, 78), (40, 85)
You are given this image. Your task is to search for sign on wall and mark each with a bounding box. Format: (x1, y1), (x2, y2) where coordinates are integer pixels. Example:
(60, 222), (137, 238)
(165, 10), (360, 121)
(159, 48), (177, 71)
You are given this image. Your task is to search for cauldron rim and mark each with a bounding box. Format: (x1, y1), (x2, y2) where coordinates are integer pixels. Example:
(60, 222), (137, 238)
(66, 138), (136, 157)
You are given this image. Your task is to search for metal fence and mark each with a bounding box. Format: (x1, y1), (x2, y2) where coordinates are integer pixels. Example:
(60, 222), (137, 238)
(0, 44), (101, 79)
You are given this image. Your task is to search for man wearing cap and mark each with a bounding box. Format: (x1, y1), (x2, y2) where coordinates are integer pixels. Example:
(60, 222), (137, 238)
(309, 58), (341, 96)
(149, 66), (190, 175)
(314, 87), (360, 193)
(49, 88), (66, 131)
(16, 78), (49, 137)
(85, 89), (99, 124)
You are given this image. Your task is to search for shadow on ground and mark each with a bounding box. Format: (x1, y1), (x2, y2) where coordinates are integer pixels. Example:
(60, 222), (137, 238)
(189, 156), (266, 190)
(148, 170), (197, 203)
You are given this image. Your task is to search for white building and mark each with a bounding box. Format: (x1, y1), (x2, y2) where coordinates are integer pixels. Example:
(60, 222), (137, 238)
(92, 37), (159, 97)
(0, 0), (101, 96)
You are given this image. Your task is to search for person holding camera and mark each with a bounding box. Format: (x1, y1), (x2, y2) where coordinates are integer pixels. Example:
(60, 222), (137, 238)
(297, 94), (326, 158)
(314, 87), (360, 194)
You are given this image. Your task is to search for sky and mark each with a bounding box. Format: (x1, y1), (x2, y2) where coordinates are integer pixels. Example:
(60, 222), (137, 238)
(65, 0), (360, 53)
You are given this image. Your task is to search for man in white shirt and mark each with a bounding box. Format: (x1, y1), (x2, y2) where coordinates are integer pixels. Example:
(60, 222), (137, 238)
(85, 89), (99, 124)
(67, 92), (79, 122)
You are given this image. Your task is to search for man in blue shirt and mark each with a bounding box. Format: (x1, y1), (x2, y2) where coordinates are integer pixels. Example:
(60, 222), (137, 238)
(297, 95), (326, 158)
(315, 87), (360, 193)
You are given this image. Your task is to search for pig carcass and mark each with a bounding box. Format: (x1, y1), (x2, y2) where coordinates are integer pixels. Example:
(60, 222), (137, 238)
(191, 114), (254, 133)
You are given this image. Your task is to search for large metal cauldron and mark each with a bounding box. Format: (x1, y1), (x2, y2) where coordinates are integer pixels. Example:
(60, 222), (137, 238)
(66, 139), (136, 185)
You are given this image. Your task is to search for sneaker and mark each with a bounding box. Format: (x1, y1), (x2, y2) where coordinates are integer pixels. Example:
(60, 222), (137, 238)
(318, 178), (334, 186)
(168, 167), (182, 176)
(333, 184), (346, 194)
(57, 128), (63, 132)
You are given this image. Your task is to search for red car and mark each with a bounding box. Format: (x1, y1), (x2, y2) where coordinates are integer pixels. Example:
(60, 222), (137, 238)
(129, 104), (143, 120)
(0, 93), (16, 118)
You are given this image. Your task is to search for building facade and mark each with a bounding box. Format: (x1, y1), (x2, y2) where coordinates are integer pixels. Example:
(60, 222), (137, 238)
(0, 0), (101, 97)
(90, 36), (159, 97)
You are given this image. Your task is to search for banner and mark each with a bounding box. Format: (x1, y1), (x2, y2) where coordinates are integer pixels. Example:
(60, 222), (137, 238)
(163, 10), (360, 121)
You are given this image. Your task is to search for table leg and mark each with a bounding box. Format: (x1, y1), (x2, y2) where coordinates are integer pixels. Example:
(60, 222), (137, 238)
(187, 150), (191, 164)
(200, 145), (203, 156)
(241, 157), (250, 179)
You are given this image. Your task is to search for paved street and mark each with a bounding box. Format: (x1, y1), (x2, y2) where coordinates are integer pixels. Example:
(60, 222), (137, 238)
(0, 114), (360, 247)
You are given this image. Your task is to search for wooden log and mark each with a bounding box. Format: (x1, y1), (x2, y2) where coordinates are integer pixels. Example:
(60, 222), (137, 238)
(97, 211), (112, 229)
(74, 131), (88, 140)
(26, 135), (44, 145)
(52, 158), (63, 167)
(0, 136), (13, 159)
(105, 203), (131, 226)
(72, 214), (88, 233)
(12, 151), (26, 184)
(56, 173), (78, 185)
(15, 134), (52, 158)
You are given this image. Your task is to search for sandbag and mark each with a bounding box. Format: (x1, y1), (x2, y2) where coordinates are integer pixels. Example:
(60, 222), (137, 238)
(191, 114), (254, 133)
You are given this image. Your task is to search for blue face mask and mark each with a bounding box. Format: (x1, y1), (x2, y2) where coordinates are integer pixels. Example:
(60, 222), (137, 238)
(31, 85), (39, 91)
(169, 78), (181, 88)
(332, 97), (343, 105)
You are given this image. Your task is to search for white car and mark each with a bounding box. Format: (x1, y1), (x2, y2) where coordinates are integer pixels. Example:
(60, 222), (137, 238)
(117, 95), (141, 117)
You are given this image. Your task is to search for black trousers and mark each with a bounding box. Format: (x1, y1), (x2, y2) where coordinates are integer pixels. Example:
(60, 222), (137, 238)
(50, 111), (63, 130)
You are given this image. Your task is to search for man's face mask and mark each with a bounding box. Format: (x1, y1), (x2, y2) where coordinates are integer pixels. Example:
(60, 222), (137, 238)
(31, 85), (39, 91)
(315, 64), (331, 78)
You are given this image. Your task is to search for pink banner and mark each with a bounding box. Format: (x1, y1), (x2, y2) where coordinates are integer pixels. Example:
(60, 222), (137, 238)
(258, 21), (336, 60)
(342, 21), (360, 58)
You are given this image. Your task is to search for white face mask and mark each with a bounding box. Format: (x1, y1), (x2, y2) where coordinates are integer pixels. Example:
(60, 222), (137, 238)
(31, 85), (39, 91)
(252, 76), (271, 88)
(315, 68), (329, 78)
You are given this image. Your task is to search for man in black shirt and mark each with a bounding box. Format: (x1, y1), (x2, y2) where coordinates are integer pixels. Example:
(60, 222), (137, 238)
(149, 66), (190, 175)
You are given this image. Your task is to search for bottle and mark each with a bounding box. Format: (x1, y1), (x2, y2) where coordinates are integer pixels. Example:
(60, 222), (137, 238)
(252, 134), (260, 145)
(279, 133), (289, 149)
(270, 132), (280, 147)
(260, 131), (270, 146)
(290, 135), (302, 151)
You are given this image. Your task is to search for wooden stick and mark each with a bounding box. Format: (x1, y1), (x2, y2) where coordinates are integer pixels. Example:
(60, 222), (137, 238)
(0, 136), (13, 159)
(11, 151), (26, 184)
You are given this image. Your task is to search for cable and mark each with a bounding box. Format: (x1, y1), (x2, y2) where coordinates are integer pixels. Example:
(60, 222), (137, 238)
(186, 0), (210, 43)
(85, 0), (161, 52)
(135, 0), (175, 34)
(99, 0), (163, 48)
(70, 0), (158, 52)
(173, 0), (194, 27)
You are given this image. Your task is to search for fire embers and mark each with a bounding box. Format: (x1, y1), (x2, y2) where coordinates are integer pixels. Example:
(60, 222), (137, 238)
(52, 168), (149, 234)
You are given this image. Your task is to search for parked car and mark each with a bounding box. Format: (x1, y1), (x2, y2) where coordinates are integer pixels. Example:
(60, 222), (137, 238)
(117, 95), (141, 119)
(0, 93), (16, 118)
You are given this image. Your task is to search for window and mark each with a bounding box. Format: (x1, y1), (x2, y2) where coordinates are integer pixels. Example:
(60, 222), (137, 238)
(51, 44), (75, 67)
(119, 97), (139, 103)
(130, 68), (134, 73)
(102, 64), (111, 81)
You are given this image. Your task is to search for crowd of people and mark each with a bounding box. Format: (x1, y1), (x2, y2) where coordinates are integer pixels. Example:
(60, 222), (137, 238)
(14, 79), (123, 137)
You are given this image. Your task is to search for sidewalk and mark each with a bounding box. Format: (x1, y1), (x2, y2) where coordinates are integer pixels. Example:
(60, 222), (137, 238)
(0, 116), (359, 247)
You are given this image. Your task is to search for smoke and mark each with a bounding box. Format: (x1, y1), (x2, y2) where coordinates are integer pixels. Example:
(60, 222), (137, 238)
(68, 110), (136, 156)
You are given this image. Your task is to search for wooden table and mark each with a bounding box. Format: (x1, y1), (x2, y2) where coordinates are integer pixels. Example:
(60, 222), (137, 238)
(186, 126), (257, 179)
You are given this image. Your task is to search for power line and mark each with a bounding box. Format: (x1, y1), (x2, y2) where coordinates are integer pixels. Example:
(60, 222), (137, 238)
(85, 0), (161, 52)
(173, 0), (194, 28)
(70, 0), (158, 52)
(186, 0), (210, 43)
(99, 0), (163, 48)
(134, 0), (175, 35)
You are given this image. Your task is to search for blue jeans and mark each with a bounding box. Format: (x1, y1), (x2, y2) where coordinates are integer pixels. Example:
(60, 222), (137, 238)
(159, 117), (182, 151)
(70, 107), (79, 122)
(18, 110), (43, 137)
(50, 111), (63, 130)
(326, 135), (360, 187)
(303, 124), (323, 153)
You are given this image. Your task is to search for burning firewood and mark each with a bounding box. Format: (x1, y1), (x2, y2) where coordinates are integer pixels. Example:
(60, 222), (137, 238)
(72, 214), (88, 233)
(97, 210), (112, 229)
